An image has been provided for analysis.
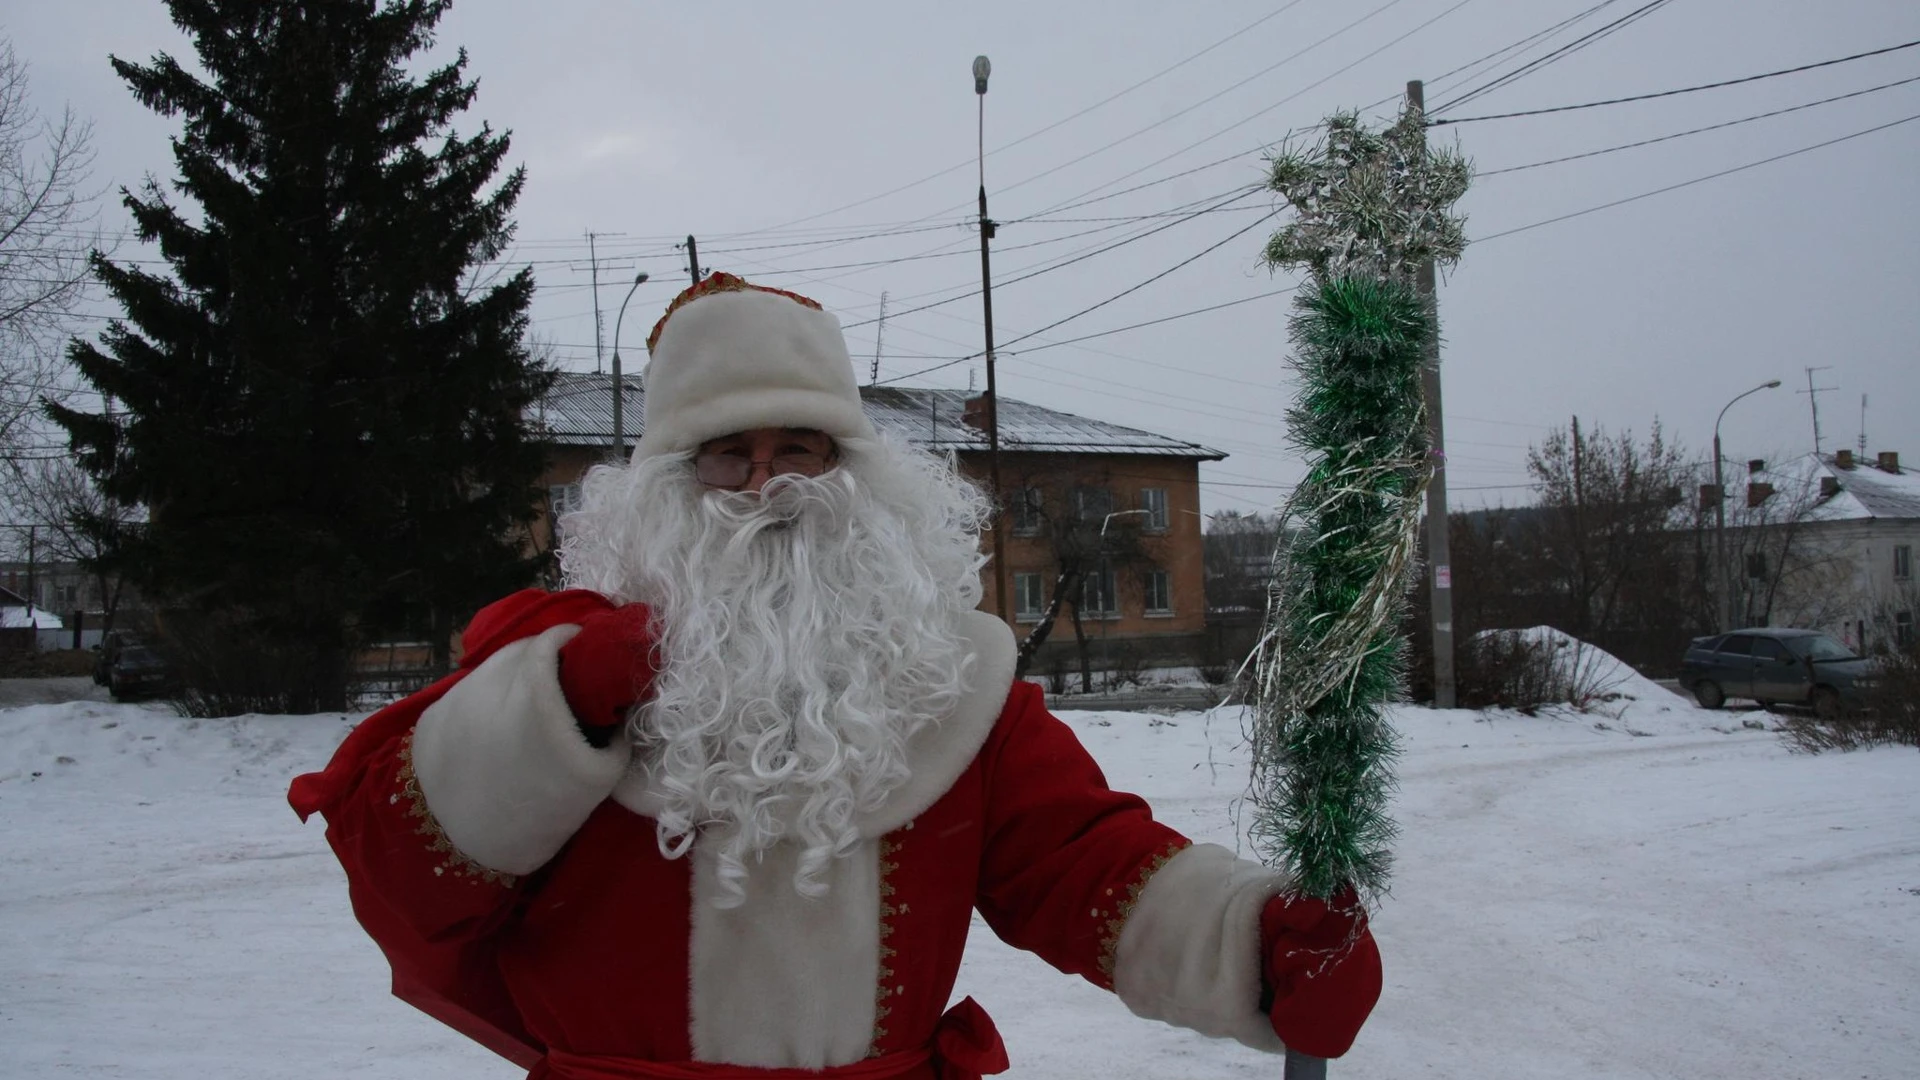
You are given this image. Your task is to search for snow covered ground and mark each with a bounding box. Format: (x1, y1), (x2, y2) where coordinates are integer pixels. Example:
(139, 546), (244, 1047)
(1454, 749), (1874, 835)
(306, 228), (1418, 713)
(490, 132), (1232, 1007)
(2, 685), (1915, 1078)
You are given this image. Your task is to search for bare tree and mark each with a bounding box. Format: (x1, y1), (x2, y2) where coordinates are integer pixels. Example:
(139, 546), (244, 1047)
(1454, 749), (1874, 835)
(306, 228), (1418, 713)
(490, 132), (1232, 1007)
(1718, 466), (1855, 632)
(1518, 420), (1700, 654)
(1005, 461), (1165, 691)
(0, 39), (100, 460)
(1202, 510), (1283, 617)
(3, 455), (141, 636)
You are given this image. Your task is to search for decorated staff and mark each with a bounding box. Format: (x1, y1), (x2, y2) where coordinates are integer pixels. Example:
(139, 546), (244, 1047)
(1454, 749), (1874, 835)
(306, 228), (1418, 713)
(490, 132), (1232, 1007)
(1248, 105), (1470, 1079)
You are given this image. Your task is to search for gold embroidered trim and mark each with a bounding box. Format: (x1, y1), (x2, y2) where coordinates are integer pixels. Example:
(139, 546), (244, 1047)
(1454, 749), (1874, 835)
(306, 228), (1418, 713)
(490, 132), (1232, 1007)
(394, 732), (520, 888)
(1094, 839), (1190, 988)
(645, 271), (825, 354)
(868, 833), (904, 1057)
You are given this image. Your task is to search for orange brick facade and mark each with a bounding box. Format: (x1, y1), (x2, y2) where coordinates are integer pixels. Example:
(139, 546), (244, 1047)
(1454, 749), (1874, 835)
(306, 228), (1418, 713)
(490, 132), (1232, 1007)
(959, 451), (1211, 644)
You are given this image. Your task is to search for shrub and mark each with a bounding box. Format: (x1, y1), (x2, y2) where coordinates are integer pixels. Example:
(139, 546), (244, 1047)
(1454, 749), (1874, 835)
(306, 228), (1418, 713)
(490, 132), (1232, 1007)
(1456, 629), (1629, 714)
(1780, 645), (1920, 752)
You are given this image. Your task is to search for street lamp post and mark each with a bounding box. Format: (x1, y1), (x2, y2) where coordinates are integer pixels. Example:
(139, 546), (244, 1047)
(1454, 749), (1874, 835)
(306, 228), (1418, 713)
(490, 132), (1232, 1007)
(610, 271), (650, 460)
(1713, 379), (1782, 630)
(974, 54), (1009, 626)
(1100, 508), (1151, 541)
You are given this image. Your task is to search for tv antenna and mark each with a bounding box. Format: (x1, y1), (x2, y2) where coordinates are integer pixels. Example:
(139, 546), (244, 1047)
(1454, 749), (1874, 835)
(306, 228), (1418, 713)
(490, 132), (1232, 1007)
(1797, 366), (1838, 454)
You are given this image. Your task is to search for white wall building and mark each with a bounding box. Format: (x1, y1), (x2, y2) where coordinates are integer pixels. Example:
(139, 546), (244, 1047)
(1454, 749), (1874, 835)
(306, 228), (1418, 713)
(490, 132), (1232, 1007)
(1728, 450), (1917, 652)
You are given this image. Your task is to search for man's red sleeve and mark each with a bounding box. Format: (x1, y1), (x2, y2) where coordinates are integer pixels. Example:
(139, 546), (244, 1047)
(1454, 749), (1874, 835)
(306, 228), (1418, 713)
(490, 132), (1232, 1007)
(972, 681), (1191, 990)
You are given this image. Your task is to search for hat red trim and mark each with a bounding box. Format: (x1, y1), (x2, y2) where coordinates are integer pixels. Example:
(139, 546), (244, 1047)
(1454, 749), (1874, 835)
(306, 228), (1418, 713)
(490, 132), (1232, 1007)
(645, 272), (825, 355)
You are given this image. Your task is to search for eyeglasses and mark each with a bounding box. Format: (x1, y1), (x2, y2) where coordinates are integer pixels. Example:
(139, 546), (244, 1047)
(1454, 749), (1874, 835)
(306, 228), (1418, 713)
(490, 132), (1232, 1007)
(693, 451), (834, 489)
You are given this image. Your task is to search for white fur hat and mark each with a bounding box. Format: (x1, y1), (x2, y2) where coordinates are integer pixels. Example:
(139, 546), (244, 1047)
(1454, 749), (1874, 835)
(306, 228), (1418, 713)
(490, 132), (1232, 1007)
(635, 273), (877, 461)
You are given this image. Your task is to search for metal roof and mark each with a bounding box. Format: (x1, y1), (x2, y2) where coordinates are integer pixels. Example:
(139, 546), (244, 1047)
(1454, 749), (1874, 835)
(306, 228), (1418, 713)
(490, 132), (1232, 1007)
(535, 374), (1225, 461)
(1754, 452), (1920, 522)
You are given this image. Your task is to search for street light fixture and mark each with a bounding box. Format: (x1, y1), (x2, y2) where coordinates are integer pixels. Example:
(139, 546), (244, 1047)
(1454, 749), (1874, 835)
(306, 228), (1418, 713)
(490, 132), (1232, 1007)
(1713, 378), (1782, 630)
(610, 271), (649, 459)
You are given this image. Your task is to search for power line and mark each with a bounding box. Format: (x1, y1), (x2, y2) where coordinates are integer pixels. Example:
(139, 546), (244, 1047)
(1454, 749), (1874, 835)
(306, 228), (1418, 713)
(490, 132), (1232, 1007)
(1475, 109), (1920, 242)
(1010, 0), (1478, 225)
(869, 104), (1920, 386)
(875, 205), (1283, 383)
(979, 0), (1420, 207)
(736, 0), (1321, 237)
(1475, 73), (1920, 176)
(1006, 285), (1299, 356)
(839, 186), (1263, 330)
(996, 208), (1285, 352)
(1430, 0), (1676, 115)
(738, 203), (1268, 280)
(1424, 0), (1628, 96)
(1432, 37), (1920, 125)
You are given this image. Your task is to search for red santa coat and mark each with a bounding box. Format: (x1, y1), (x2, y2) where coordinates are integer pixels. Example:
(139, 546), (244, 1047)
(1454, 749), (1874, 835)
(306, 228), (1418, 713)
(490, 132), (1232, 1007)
(291, 590), (1290, 1078)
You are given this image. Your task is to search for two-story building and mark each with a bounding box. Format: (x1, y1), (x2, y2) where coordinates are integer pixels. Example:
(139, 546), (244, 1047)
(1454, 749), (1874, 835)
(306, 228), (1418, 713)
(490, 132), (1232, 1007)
(531, 372), (1226, 671)
(1727, 448), (1917, 652)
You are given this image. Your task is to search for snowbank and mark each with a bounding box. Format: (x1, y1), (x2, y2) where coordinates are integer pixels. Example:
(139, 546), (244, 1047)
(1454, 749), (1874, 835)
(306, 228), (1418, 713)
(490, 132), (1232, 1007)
(2, 694), (1914, 1079)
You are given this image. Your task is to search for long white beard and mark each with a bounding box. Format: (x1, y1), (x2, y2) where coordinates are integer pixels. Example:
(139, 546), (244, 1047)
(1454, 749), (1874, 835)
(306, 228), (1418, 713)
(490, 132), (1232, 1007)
(557, 437), (989, 906)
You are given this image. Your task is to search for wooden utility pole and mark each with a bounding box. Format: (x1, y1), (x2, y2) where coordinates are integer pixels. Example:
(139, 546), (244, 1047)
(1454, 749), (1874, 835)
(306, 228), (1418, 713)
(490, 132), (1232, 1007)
(685, 235), (702, 285)
(587, 231), (606, 375)
(870, 291), (889, 385)
(1572, 414), (1587, 634)
(1409, 79), (1455, 709)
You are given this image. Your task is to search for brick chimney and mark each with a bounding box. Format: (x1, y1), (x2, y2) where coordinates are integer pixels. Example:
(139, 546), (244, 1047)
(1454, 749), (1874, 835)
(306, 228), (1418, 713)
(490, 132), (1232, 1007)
(1747, 481), (1775, 508)
(961, 394), (991, 432)
(1747, 458), (1766, 475)
(1820, 475), (1841, 498)
(1698, 483), (1721, 511)
(1877, 450), (1901, 474)
(1835, 448), (1855, 469)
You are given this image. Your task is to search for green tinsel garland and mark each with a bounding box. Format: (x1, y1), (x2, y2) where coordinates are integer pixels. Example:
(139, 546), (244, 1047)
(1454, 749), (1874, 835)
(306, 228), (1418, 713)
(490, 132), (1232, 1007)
(1247, 276), (1431, 902)
(1248, 106), (1467, 909)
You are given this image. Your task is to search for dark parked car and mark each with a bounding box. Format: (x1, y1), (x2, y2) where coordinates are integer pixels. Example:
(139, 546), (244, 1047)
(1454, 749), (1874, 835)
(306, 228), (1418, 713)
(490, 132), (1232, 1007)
(92, 630), (144, 686)
(1680, 628), (1875, 717)
(104, 644), (176, 701)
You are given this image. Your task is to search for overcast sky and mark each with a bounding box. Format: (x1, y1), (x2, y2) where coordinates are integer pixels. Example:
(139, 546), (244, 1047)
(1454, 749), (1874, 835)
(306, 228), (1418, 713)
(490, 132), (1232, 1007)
(10, 0), (1919, 518)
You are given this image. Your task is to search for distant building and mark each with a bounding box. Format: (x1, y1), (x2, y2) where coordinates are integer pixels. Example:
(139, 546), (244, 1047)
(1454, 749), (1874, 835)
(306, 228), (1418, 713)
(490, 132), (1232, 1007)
(530, 373), (1226, 668)
(1727, 449), (1917, 652)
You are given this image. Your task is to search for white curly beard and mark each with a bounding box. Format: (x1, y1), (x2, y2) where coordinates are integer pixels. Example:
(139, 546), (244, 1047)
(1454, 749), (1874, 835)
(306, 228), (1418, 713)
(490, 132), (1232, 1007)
(557, 436), (989, 906)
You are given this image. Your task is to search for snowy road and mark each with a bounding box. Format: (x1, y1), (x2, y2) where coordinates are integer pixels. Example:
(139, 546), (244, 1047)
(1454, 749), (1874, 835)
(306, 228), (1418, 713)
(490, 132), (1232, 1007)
(1, 694), (1914, 1078)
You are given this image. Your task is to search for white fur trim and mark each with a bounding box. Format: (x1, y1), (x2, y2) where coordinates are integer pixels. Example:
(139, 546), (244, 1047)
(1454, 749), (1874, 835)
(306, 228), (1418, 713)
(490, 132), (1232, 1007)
(1112, 843), (1290, 1053)
(688, 836), (881, 1067)
(409, 624), (632, 876)
(636, 288), (878, 461)
(610, 609), (1015, 836)
(854, 609), (1014, 835)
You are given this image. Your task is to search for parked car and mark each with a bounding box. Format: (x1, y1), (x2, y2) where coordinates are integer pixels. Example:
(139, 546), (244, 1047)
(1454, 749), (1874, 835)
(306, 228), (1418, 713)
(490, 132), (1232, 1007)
(92, 630), (145, 686)
(105, 644), (176, 701)
(1679, 628), (1875, 717)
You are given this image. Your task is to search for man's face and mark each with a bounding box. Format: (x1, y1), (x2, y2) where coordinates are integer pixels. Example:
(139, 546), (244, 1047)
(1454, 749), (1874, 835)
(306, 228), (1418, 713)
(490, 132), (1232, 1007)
(693, 427), (837, 494)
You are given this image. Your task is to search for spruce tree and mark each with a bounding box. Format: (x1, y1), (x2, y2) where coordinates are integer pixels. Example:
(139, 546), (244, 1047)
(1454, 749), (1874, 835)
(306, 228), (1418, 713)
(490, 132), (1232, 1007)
(51, 0), (550, 714)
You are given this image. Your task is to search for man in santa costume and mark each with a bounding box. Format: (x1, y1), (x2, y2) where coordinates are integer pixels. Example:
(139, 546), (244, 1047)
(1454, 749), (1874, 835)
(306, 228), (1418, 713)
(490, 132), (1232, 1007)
(291, 273), (1380, 1079)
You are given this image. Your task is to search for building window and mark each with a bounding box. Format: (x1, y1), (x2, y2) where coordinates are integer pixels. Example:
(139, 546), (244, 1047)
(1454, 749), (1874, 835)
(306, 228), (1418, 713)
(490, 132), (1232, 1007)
(1014, 572), (1046, 623)
(1080, 563), (1118, 617)
(1898, 611), (1915, 649)
(1073, 486), (1113, 524)
(1745, 551), (1767, 580)
(549, 483), (583, 516)
(1011, 487), (1044, 536)
(1139, 488), (1168, 531)
(1896, 544), (1912, 582)
(1142, 569), (1171, 614)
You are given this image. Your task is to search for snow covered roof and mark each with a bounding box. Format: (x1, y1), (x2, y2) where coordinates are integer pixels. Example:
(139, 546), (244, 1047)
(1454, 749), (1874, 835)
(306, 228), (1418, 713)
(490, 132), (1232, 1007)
(0, 605), (64, 629)
(1751, 452), (1920, 523)
(533, 373), (1225, 460)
